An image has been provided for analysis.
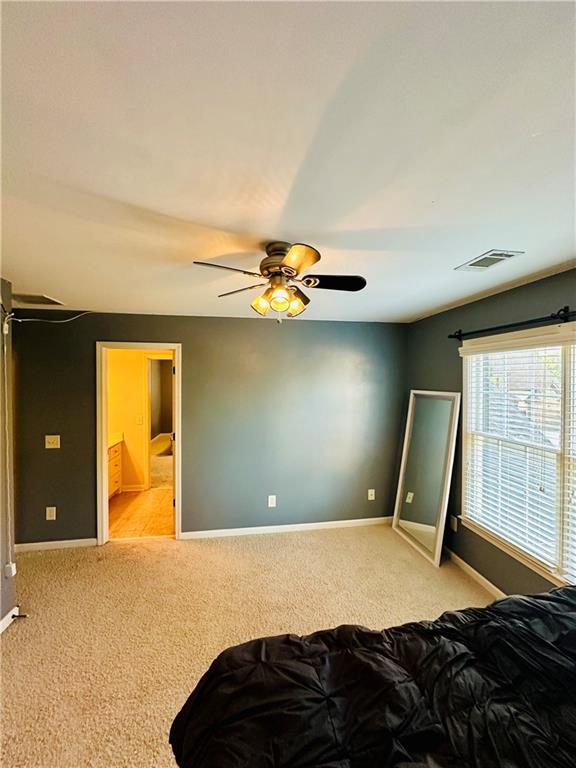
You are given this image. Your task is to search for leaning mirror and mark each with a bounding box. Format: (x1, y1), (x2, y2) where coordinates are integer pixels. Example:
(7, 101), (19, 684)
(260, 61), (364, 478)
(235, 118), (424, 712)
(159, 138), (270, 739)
(393, 390), (461, 566)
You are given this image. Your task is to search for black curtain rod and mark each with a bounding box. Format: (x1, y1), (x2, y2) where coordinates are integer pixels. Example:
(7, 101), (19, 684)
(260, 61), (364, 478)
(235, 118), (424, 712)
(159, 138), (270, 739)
(448, 305), (574, 342)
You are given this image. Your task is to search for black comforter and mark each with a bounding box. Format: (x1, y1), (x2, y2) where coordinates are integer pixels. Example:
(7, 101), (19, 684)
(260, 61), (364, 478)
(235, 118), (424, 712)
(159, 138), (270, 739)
(170, 587), (576, 767)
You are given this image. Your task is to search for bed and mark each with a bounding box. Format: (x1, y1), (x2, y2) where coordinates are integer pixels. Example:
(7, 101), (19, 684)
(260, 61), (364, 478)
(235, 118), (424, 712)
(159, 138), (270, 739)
(170, 587), (576, 767)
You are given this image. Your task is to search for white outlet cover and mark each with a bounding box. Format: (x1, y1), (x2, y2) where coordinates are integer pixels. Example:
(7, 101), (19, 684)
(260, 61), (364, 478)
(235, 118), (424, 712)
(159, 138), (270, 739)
(368, 489), (376, 500)
(267, 495), (277, 508)
(46, 506), (57, 520)
(405, 492), (414, 503)
(450, 516), (458, 532)
(45, 434), (60, 449)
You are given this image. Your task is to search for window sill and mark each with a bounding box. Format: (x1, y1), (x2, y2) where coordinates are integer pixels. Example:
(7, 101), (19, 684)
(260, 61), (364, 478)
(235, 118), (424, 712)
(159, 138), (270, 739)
(459, 517), (570, 588)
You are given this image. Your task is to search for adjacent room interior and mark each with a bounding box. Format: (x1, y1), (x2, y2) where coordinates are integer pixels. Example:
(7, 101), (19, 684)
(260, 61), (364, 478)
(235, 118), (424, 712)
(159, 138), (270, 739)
(105, 346), (176, 539)
(0, 2), (574, 768)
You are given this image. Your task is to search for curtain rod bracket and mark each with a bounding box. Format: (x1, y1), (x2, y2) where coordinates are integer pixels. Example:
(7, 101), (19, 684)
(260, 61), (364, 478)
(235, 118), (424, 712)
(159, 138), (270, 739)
(551, 305), (570, 322)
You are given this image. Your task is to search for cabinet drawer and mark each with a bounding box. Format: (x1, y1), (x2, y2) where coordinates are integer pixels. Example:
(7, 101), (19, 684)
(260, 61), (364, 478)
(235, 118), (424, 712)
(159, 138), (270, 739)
(109, 443), (121, 460)
(109, 457), (122, 475)
(108, 465), (121, 485)
(109, 474), (121, 496)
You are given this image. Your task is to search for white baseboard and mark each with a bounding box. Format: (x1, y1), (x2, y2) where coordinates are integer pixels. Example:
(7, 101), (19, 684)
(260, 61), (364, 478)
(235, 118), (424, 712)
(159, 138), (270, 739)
(121, 484), (146, 492)
(0, 606), (19, 634)
(15, 538), (98, 553)
(180, 516), (392, 540)
(446, 550), (506, 599)
(14, 521), (392, 549)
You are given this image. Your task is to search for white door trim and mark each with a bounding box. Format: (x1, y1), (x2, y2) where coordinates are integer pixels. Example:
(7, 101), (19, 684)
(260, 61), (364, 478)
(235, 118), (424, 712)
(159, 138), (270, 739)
(96, 342), (182, 544)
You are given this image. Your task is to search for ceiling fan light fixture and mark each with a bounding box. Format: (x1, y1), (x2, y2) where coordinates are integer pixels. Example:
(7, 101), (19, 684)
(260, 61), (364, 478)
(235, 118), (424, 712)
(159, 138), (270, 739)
(270, 290), (290, 312)
(287, 287), (310, 318)
(195, 241), (367, 318)
(268, 276), (291, 313)
(251, 292), (271, 316)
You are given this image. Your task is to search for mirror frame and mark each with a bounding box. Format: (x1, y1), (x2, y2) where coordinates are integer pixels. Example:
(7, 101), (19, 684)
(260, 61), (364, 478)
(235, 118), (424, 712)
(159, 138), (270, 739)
(392, 389), (461, 566)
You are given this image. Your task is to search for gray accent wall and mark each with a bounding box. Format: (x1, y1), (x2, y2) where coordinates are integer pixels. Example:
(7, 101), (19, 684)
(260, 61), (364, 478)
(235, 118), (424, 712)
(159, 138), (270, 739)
(1, 279), (17, 619)
(14, 315), (407, 542)
(406, 268), (576, 594)
(12, 267), (576, 597)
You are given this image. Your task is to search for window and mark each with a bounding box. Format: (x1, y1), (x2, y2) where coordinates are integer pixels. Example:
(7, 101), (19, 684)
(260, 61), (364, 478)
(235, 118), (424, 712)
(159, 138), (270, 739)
(461, 322), (576, 583)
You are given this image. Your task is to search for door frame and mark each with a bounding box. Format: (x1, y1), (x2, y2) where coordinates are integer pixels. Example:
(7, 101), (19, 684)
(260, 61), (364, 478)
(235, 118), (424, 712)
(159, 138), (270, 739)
(96, 341), (182, 544)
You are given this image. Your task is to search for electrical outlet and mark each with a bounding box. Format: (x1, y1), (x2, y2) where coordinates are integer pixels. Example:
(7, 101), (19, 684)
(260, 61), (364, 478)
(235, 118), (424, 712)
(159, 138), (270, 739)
(368, 489), (376, 501)
(450, 515), (458, 533)
(46, 506), (57, 521)
(405, 492), (414, 504)
(4, 562), (16, 578)
(267, 495), (277, 508)
(44, 435), (60, 449)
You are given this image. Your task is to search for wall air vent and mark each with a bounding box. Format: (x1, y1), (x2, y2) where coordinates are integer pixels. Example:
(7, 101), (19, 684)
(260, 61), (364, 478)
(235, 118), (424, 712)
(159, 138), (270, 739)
(12, 294), (64, 307)
(455, 250), (524, 272)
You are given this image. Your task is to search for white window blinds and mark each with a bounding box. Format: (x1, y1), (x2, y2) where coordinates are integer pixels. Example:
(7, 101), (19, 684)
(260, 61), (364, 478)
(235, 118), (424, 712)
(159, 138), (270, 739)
(564, 347), (576, 581)
(462, 322), (576, 582)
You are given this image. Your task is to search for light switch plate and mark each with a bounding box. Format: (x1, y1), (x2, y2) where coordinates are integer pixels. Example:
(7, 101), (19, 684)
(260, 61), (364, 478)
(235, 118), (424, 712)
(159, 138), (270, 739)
(267, 495), (277, 508)
(46, 506), (57, 521)
(45, 435), (60, 449)
(450, 516), (458, 532)
(405, 492), (414, 504)
(368, 489), (376, 501)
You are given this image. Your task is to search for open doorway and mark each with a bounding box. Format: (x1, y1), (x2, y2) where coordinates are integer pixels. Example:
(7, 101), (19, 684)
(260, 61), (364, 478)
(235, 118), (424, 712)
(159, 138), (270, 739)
(96, 342), (182, 544)
(149, 358), (174, 491)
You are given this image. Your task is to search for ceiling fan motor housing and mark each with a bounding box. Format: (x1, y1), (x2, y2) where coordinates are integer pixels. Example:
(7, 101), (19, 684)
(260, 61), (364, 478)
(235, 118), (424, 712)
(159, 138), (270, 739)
(261, 241), (298, 277)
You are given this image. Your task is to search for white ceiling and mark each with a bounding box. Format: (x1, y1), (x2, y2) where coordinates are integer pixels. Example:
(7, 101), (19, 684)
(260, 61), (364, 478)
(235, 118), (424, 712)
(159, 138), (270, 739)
(2, 1), (574, 322)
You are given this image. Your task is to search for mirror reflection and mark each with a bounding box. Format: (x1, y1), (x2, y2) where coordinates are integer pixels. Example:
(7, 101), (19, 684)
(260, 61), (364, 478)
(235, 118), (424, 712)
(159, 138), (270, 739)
(393, 391), (460, 565)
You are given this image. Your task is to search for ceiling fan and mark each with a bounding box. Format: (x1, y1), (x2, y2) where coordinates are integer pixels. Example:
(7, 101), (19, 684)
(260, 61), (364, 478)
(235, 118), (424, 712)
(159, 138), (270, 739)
(194, 241), (366, 320)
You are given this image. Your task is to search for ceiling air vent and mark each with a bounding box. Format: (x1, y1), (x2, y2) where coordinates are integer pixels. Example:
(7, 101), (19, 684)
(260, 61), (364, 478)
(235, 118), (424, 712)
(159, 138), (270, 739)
(12, 293), (64, 307)
(455, 249), (524, 272)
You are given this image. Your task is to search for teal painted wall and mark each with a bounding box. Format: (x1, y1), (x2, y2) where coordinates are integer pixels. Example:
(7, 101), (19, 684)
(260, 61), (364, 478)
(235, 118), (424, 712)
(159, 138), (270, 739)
(14, 315), (407, 542)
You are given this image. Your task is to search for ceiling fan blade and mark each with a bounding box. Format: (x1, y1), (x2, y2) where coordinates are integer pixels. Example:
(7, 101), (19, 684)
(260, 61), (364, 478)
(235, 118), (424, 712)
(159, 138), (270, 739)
(281, 243), (321, 276)
(302, 275), (367, 292)
(218, 283), (268, 298)
(193, 260), (262, 278)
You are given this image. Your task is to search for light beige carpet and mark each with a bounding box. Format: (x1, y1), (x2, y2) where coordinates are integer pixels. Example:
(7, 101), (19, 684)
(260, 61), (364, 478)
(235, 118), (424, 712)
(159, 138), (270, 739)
(150, 455), (173, 489)
(150, 434), (173, 489)
(1, 526), (492, 768)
